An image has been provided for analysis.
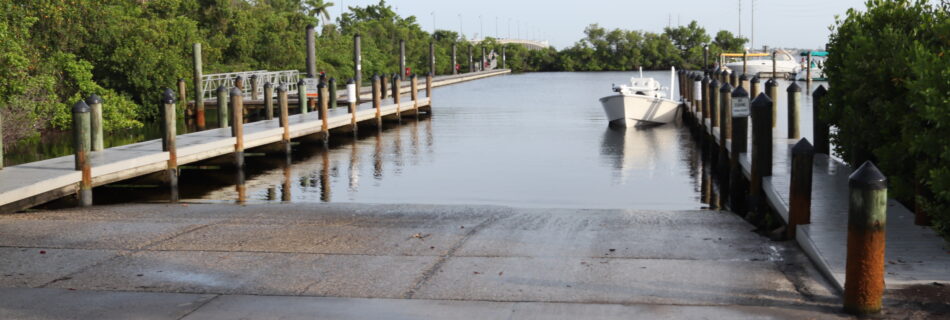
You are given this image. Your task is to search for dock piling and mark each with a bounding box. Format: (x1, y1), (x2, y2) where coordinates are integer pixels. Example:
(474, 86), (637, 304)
(392, 73), (402, 118)
(193, 43), (205, 129)
(766, 79), (778, 128)
(86, 94), (104, 152)
(216, 86), (229, 128)
(306, 25), (317, 77)
(718, 82), (734, 208)
(702, 74), (710, 123)
(710, 79), (720, 130)
(451, 43), (458, 75)
(72, 100), (92, 207)
(250, 75), (259, 101)
(347, 78), (357, 129)
(328, 78), (338, 109)
(161, 88), (178, 202)
(177, 78), (188, 116)
(297, 79), (308, 114)
(354, 34), (362, 97)
(278, 85), (291, 153)
(750, 76), (760, 99)
(264, 82), (274, 120)
(750, 93), (773, 216)
(468, 45), (474, 73)
(411, 74), (419, 110)
(844, 161), (888, 315)
(813, 85), (830, 155)
(787, 82), (802, 139)
(806, 51), (813, 87)
(429, 42), (436, 76)
(235, 76), (244, 91)
(788, 138), (814, 239)
(381, 75), (389, 99)
(372, 75), (382, 126)
(319, 83), (329, 134)
(730, 86), (750, 215)
(739, 74), (750, 94)
(399, 40), (406, 77)
(230, 88), (244, 168)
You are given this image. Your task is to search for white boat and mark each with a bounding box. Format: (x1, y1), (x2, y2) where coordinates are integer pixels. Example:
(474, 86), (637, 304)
(598, 68), (681, 127)
(723, 50), (799, 77)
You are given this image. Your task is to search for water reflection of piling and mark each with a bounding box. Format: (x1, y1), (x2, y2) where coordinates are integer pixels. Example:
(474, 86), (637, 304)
(281, 154), (292, 202)
(320, 148), (331, 202)
(348, 139), (360, 192)
(373, 130), (383, 179)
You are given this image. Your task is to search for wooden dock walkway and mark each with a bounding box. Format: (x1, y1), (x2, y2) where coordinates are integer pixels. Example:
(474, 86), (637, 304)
(0, 69), (511, 213)
(684, 90), (950, 292)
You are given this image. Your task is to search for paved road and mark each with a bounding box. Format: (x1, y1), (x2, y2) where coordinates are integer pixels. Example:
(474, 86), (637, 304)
(0, 203), (853, 319)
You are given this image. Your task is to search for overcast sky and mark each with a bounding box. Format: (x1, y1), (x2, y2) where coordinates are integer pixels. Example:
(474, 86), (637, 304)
(331, 0), (871, 50)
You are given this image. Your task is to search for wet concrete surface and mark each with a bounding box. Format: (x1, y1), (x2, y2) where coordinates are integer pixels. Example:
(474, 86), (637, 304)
(0, 203), (856, 318)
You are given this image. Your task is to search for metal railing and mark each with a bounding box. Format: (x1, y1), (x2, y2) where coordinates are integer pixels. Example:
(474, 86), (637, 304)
(202, 70), (301, 100)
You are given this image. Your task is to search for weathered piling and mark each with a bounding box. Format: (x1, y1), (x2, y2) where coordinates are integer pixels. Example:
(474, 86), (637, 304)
(451, 43), (458, 75)
(718, 82), (734, 208)
(216, 86), (229, 128)
(72, 101), (92, 207)
(193, 43), (205, 128)
(703, 44), (709, 73)
(381, 75), (389, 99)
(230, 88), (244, 168)
(710, 79), (720, 130)
(392, 73), (402, 118)
(813, 85), (829, 154)
(372, 75), (382, 126)
(468, 45), (474, 73)
(739, 74), (750, 94)
(278, 85), (291, 153)
(161, 89), (178, 202)
(750, 93), (773, 215)
(730, 86), (750, 215)
(426, 72), (433, 101)
(766, 79), (778, 128)
(788, 138), (814, 239)
(429, 42), (436, 76)
(319, 83), (329, 134)
(787, 82), (802, 139)
(264, 82), (274, 120)
(328, 78), (338, 109)
(481, 47), (487, 71)
(750, 76), (760, 99)
(235, 76), (244, 91)
(742, 50), (749, 76)
(399, 40), (407, 77)
(250, 75), (259, 101)
(85, 94), (104, 152)
(177, 78), (187, 116)
(297, 79), (308, 114)
(844, 161), (888, 315)
(730, 70), (738, 87)
(702, 74), (711, 123)
(306, 25), (317, 77)
(410, 74), (419, 111)
(354, 34), (362, 96)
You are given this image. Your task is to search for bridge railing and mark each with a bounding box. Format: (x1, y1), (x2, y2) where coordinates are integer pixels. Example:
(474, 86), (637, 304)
(202, 70), (301, 100)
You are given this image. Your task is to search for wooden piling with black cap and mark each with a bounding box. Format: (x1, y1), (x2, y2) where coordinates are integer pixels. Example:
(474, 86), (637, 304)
(72, 100), (92, 207)
(844, 161), (888, 315)
(788, 138), (814, 239)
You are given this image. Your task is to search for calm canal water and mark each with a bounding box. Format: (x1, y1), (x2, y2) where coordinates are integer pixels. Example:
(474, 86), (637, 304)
(29, 72), (825, 210)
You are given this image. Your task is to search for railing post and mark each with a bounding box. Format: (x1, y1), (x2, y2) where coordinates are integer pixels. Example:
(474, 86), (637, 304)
(730, 86), (750, 215)
(788, 138), (814, 239)
(372, 74), (382, 126)
(766, 79), (778, 128)
(264, 82), (274, 120)
(354, 34), (362, 98)
(216, 86), (229, 128)
(813, 85), (829, 155)
(230, 88), (244, 168)
(750, 93), (773, 216)
(328, 78), (338, 109)
(161, 88), (178, 202)
(193, 43), (205, 129)
(86, 94), (104, 152)
(278, 84), (291, 154)
(72, 100), (92, 207)
(297, 79), (308, 114)
(787, 82), (802, 139)
(844, 161), (888, 315)
(250, 75), (259, 101)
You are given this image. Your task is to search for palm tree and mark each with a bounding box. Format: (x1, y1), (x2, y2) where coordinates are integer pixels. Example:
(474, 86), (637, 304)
(303, 0), (334, 25)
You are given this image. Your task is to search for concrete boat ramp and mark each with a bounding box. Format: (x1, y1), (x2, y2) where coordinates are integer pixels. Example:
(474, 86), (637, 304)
(0, 203), (849, 319)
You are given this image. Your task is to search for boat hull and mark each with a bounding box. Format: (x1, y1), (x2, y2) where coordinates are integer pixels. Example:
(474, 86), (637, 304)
(725, 61), (799, 76)
(599, 94), (680, 127)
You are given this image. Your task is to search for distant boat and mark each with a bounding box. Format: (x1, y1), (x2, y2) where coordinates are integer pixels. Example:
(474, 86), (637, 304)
(722, 50), (800, 77)
(793, 51), (828, 81)
(599, 67), (680, 127)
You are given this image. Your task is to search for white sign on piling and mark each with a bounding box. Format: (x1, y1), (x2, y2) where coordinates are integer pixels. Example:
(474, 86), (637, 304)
(303, 78), (319, 97)
(733, 96), (750, 117)
(694, 81), (702, 101)
(347, 82), (357, 102)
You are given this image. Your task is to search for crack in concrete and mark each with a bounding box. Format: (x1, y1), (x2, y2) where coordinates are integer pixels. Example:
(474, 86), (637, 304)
(401, 216), (498, 299)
